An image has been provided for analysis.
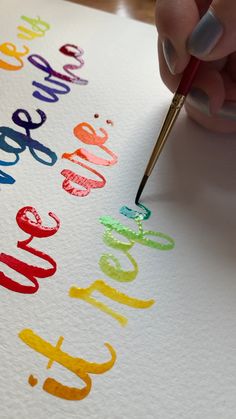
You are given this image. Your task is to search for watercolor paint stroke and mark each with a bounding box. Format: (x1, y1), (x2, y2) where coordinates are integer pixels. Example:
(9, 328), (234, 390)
(19, 329), (116, 400)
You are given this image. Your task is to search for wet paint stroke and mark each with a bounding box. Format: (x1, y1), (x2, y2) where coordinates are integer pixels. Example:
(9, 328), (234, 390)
(99, 203), (175, 282)
(28, 374), (38, 387)
(0, 206), (60, 294)
(0, 42), (29, 71)
(0, 108), (57, 185)
(69, 204), (174, 326)
(93, 114), (114, 126)
(69, 279), (155, 327)
(61, 122), (117, 197)
(19, 329), (116, 401)
(28, 44), (88, 103)
(106, 120), (114, 126)
(0, 15), (50, 71)
(61, 167), (106, 197)
(17, 16), (50, 41)
(120, 202), (151, 221)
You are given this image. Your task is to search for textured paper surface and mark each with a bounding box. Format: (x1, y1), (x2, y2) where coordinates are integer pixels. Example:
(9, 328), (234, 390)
(0, 1), (236, 418)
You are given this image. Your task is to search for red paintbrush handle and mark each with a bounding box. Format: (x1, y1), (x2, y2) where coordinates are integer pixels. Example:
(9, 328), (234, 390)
(177, 0), (213, 96)
(177, 56), (201, 95)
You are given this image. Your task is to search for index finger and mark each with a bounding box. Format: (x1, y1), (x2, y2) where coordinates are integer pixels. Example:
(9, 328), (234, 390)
(155, 0), (206, 74)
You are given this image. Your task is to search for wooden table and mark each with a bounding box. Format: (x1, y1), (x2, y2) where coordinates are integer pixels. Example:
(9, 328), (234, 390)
(67, 0), (156, 24)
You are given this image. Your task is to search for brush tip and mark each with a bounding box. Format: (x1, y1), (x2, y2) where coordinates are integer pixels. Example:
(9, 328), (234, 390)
(135, 174), (148, 205)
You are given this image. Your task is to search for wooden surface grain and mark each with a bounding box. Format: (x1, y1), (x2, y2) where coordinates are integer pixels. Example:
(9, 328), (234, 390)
(67, 0), (156, 24)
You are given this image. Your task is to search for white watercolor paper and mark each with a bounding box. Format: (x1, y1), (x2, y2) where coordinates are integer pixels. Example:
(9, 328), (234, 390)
(0, 1), (236, 418)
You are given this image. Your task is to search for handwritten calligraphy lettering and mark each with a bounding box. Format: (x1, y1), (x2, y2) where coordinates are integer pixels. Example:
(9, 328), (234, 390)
(61, 122), (117, 197)
(17, 16), (50, 41)
(0, 109), (57, 184)
(0, 42), (29, 71)
(19, 329), (116, 400)
(69, 279), (155, 326)
(0, 207), (60, 294)
(28, 45), (88, 103)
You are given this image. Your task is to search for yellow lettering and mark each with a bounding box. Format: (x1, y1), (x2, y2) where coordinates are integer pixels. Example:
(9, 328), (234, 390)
(0, 42), (29, 70)
(18, 16), (50, 40)
(19, 329), (116, 400)
(69, 279), (155, 326)
(17, 26), (41, 41)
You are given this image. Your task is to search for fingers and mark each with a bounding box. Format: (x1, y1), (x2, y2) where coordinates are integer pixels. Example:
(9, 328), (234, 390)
(158, 38), (226, 113)
(187, 63), (225, 113)
(158, 37), (236, 132)
(156, 0), (236, 67)
(155, 0), (200, 74)
(185, 101), (236, 133)
(157, 38), (181, 91)
(188, 0), (236, 61)
(156, 0), (236, 132)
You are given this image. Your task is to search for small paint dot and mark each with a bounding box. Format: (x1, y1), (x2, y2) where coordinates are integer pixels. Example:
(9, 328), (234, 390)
(106, 119), (114, 126)
(94, 114), (99, 118)
(28, 374), (38, 387)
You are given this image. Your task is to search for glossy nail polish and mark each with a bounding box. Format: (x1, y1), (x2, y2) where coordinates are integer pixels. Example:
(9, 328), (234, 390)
(162, 39), (176, 74)
(187, 10), (224, 57)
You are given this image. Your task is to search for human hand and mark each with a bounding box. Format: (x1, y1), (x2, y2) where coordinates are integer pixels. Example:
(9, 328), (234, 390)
(156, 0), (236, 133)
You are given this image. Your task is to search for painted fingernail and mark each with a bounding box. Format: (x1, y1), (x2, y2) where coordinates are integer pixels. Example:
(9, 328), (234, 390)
(186, 88), (211, 116)
(162, 39), (176, 74)
(187, 10), (224, 57)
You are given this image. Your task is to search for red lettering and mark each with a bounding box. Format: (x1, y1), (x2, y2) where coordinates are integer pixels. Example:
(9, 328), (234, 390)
(61, 167), (105, 197)
(0, 207), (60, 294)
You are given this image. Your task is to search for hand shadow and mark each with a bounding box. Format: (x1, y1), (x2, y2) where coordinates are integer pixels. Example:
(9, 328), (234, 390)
(143, 112), (236, 267)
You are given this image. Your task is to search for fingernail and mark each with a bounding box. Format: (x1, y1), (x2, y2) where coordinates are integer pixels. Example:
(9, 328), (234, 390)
(186, 88), (211, 116)
(187, 88), (236, 122)
(187, 10), (224, 57)
(162, 39), (176, 74)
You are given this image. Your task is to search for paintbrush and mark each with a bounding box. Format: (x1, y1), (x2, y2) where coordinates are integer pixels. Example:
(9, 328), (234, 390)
(135, 1), (212, 205)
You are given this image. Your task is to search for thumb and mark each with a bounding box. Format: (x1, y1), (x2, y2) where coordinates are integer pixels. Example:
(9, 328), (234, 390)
(187, 0), (236, 61)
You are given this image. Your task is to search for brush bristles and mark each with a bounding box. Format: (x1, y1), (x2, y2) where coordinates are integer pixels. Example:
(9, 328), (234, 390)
(135, 175), (148, 205)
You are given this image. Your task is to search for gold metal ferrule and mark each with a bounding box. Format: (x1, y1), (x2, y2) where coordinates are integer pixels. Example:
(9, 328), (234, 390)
(145, 93), (185, 176)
